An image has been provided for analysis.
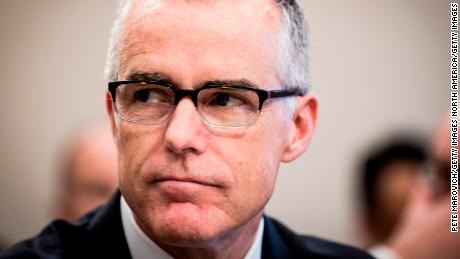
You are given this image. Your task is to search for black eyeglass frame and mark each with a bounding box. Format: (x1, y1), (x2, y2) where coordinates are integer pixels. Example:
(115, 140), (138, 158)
(108, 80), (306, 110)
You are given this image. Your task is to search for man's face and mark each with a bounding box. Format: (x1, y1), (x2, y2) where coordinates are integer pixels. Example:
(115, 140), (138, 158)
(111, 0), (293, 245)
(60, 132), (118, 221)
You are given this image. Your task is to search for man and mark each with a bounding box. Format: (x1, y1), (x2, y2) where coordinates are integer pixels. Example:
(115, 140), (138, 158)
(52, 124), (118, 221)
(379, 116), (460, 259)
(0, 0), (373, 258)
(358, 138), (427, 247)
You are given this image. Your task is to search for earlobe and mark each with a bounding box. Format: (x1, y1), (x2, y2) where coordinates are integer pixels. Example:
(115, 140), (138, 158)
(281, 93), (318, 162)
(105, 91), (118, 138)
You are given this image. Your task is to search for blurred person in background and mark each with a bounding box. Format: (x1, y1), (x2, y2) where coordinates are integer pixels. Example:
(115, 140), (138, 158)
(52, 123), (118, 222)
(363, 115), (460, 259)
(357, 137), (427, 247)
(382, 115), (460, 259)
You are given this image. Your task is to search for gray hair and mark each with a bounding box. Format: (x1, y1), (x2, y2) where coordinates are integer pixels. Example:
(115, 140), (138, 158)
(104, 0), (310, 92)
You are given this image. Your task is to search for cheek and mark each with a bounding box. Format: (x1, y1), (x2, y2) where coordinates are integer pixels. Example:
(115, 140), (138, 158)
(247, 113), (287, 171)
(232, 153), (278, 221)
(242, 114), (288, 197)
(116, 123), (164, 191)
(212, 123), (283, 215)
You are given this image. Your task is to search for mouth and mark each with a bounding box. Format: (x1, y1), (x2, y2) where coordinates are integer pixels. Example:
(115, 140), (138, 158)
(152, 177), (221, 203)
(153, 177), (220, 188)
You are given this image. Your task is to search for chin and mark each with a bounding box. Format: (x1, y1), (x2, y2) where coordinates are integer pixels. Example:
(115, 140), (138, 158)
(144, 202), (231, 247)
(155, 227), (221, 248)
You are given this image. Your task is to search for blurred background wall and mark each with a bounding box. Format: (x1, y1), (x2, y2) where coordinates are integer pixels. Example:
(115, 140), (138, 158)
(0, 0), (450, 247)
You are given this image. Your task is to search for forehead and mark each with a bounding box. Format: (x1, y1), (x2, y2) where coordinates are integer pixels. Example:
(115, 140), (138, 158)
(119, 0), (283, 87)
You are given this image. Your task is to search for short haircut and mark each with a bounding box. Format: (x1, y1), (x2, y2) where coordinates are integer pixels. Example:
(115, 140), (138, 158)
(104, 0), (310, 91)
(359, 138), (427, 210)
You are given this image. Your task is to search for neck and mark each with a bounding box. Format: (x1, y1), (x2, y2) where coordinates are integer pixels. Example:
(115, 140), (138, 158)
(152, 213), (263, 259)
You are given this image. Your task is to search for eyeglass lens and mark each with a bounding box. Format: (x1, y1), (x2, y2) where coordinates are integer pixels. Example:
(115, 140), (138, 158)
(115, 83), (261, 127)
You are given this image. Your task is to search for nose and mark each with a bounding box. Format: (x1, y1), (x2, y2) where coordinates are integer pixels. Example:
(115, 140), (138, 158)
(164, 98), (208, 155)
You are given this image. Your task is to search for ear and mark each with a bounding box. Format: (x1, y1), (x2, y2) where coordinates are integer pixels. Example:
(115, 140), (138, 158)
(105, 91), (118, 138)
(281, 93), (318, 162)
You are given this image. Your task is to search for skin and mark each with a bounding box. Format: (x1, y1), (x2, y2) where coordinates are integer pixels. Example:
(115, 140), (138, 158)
(56, 125), (118, 221)
(106, 0), (318, 258)
(364, 161), (420, 245)
(387, 116), (460, 259)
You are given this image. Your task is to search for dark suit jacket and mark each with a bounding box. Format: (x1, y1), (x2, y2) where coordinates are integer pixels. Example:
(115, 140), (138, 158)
(0, 192), (374, 259)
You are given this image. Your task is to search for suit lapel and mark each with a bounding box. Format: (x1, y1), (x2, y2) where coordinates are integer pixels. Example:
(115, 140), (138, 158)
(261, 216), (295, 259)
(85, 190), (132, 259)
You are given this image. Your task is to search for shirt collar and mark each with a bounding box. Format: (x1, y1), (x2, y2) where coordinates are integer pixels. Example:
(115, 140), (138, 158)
(120, 195), (264, 259)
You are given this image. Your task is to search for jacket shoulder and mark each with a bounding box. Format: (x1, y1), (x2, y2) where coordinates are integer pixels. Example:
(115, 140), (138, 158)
(263, 216), (375, 259)
(0, 214), (94, 259)
(0, 192), (130, 259)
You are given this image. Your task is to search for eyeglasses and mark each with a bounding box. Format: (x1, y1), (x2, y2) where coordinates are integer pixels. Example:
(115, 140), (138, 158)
(108, 80), (306, 128)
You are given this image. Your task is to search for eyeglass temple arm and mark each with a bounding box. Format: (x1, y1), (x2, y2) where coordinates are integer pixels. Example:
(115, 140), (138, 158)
(268, 88), (307, 98)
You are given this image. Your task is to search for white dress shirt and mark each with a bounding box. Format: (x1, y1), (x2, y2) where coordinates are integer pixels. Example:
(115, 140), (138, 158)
(121, 195), (264, 259)
(368, 244), (402, 259)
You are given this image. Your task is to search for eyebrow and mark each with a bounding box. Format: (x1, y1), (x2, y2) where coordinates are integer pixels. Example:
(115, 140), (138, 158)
(203, 79), (260, 90)
(125, 72), (260, 90)
(126, 72), (178, 86)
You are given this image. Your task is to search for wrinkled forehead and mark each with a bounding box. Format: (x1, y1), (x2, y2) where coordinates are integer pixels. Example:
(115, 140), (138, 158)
(122, 0), (283, 50)
(117, 0), (284, 86)
(126, 0), (282, 29)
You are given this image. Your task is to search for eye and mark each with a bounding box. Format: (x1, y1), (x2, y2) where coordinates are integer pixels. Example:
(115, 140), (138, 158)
(133, 87), (171, 104)
(207, 92), (249, 107)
